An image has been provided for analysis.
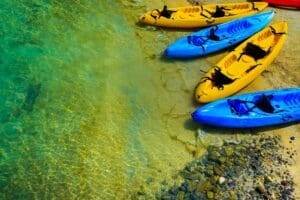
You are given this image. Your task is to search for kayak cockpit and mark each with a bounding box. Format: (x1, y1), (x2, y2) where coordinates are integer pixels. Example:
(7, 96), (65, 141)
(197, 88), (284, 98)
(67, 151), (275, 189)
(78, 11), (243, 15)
(228, 94), (276, 116)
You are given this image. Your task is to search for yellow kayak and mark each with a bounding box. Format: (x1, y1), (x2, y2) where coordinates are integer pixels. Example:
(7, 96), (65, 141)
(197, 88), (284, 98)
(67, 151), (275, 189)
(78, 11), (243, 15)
(195, 22), (288, 103)
(139, 2), (268, 28)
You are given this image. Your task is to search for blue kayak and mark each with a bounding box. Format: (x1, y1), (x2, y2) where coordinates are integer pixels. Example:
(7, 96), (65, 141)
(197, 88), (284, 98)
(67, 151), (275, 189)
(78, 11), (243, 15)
(192, 88), (300, 128)
(164, 10), (274, 59)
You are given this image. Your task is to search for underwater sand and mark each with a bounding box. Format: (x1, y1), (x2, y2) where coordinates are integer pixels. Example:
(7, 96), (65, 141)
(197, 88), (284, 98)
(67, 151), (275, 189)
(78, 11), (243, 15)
(0, 0), (299, 199)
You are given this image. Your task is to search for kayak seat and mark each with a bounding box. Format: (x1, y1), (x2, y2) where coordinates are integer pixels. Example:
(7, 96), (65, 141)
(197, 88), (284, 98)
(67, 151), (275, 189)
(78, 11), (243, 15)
(238, 43), (271, 62)
(228, 99), (250, 115)
(254, 94), (275, 113)
(228, 95), (275, 116)
(151, 6), (176, 19)
(160, 6), (174, 19)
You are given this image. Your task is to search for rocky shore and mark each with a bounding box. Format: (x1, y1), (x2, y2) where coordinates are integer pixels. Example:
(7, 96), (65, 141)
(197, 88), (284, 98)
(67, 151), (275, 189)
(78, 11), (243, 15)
(158, 136), (296, 200)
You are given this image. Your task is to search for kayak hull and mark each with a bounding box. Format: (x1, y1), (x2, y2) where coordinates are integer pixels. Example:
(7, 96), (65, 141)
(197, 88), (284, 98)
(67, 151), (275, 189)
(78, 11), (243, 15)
(165, 11), (274, 59)
(192, 88), (300, 128)
(139, 2), (268, 28)
(265, 0), (300, 8)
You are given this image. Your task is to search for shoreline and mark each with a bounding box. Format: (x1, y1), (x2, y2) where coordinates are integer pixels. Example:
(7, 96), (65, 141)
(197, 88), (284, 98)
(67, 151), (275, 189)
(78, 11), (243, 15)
(134, 0), (300, 198)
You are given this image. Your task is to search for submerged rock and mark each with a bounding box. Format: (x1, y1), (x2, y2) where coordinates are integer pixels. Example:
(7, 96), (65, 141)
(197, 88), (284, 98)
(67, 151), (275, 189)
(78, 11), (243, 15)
(22, 83), (41, 112)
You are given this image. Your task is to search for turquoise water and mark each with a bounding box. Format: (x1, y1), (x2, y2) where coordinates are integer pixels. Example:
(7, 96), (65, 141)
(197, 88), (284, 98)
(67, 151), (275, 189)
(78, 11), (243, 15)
(0, 1), (198, 199)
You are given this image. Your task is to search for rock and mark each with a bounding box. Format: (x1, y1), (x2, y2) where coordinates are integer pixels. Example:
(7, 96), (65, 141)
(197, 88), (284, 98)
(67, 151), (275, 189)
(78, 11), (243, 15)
(229, 190), (238, 200)
(290, 136), (295, 141)
(264, 175), (273, 183)
(218, 156), (226, 164)
(281, 180), (288, 186)
(208, 150), (221, 162)
(176, 191), (185, 200)
(255, 182), (266, 194)
(187, 181), (197, 192)
(184, 172), (203, 180)
(227, 179), (236, 189)
(224, 159), (233, 167)
(159, 136), (296, 199)
(196, 180), (212, 193)
(206, 191), (214, 199)
(212, 176), (219, 183)
(198, 131), (224, 147)
(213, 166), (224, 176)
(197, 129), (205, 138)
(206, 169), (214, 176)
(205, 165), (214, 176)
(225, 147), (234, 156)
(207, 165), (214, 171)
(219, 177), (226, 184)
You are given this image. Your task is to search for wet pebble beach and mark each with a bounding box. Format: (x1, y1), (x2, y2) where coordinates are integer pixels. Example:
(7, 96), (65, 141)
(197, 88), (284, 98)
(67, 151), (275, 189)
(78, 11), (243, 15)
(158, 136), (296, 199)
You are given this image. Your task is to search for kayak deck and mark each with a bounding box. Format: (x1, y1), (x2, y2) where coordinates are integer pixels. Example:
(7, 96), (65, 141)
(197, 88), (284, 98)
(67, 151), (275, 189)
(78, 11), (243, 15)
(164, 11), (274, 58)
(192, 88), (300, 128)
(139, 2), (268, 28)
(195, 22), (288, 103)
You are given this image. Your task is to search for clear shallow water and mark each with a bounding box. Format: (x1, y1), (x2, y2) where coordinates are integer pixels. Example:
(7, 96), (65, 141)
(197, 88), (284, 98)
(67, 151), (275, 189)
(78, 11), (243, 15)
(0, 0), (299, 199)
(0, 0), (197, 199)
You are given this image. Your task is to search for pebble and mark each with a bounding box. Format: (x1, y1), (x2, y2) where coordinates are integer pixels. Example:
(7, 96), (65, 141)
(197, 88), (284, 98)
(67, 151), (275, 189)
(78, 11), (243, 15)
(225, 147), (234, 156)
(255, 182), (266, 194)
(206, 191), (214, 199)
(264, 175), (273, 183)
(159, 136), (295, 199)
(290, 136), (296, 141)
(219, 177), (226, 184)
